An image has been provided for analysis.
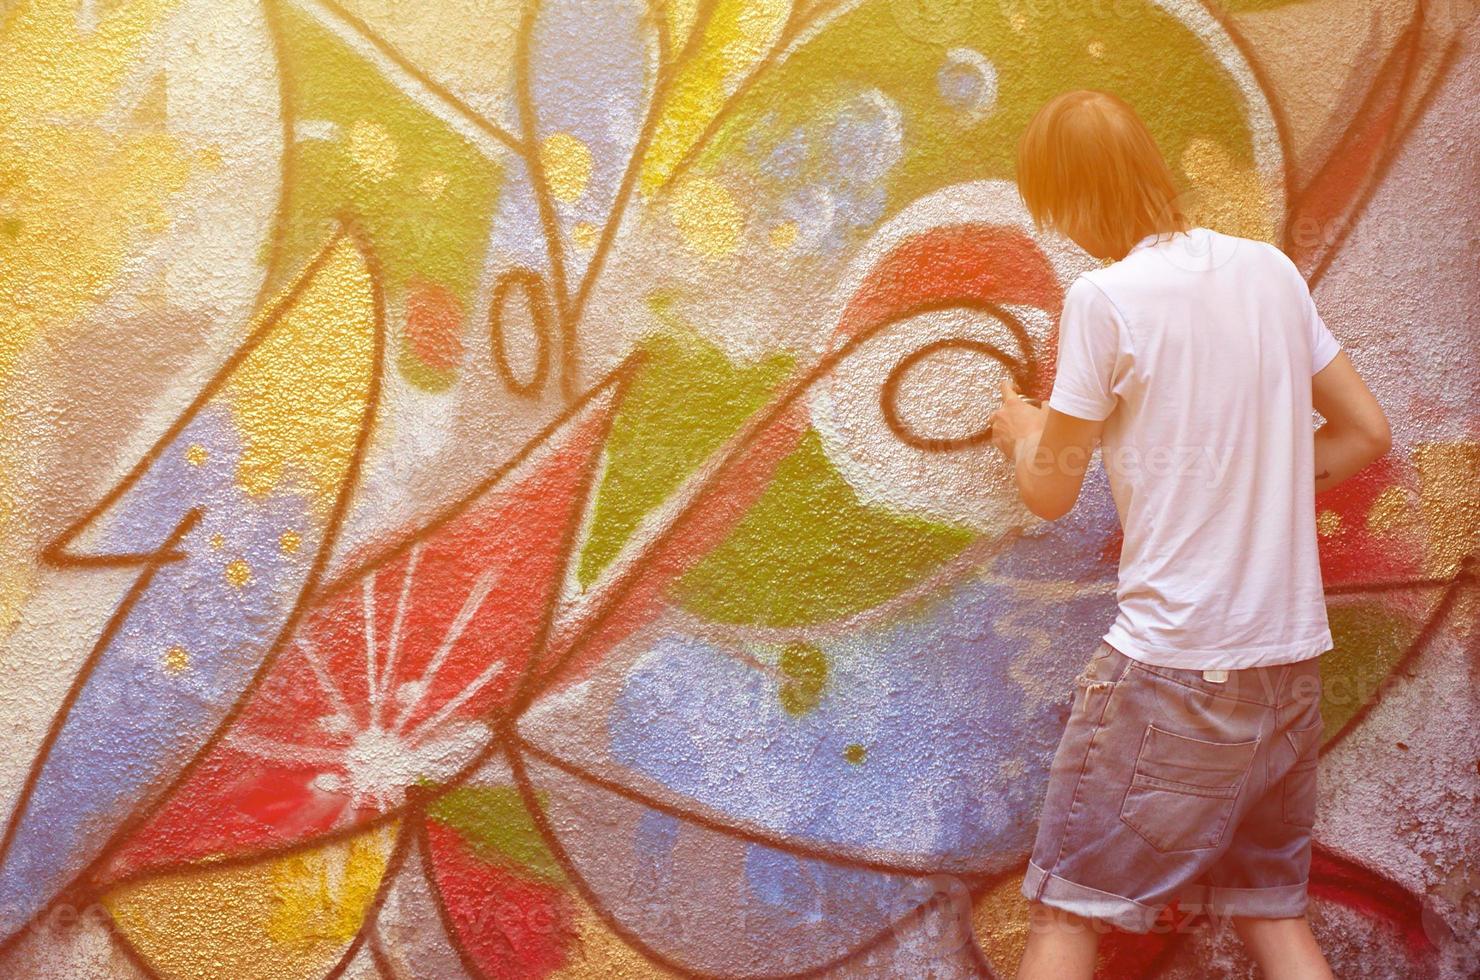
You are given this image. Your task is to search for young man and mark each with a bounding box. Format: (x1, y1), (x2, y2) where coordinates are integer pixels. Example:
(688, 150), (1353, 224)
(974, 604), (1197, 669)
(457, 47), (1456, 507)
(992, 90), (1391, 980)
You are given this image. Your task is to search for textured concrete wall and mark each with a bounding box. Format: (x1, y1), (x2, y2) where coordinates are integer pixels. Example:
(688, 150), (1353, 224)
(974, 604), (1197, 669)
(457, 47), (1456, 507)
(0, 1), (1476, 977)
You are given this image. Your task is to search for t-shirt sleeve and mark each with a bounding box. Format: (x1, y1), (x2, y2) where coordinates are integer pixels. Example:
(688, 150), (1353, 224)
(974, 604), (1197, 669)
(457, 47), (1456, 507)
(1048, 277), (1124, 421)
(1306, 286), (1341, 375)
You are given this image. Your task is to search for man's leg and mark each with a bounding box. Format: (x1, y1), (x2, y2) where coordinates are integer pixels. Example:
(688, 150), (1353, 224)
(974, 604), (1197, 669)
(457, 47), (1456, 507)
(1232, 915), (1334, 979)
(1015, 901), (1105, 980)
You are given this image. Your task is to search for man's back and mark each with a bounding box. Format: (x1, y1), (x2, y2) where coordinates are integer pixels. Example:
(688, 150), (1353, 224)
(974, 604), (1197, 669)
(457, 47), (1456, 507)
(1049, 227), (1339, 669)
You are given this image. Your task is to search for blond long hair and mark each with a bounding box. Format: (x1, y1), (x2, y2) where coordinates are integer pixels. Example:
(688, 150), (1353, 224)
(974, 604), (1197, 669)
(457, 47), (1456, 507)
(1016, 90), (1189, 259)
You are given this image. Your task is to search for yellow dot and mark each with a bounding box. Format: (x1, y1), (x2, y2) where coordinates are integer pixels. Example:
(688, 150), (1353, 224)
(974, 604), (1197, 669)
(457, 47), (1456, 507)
(419, 171), (449, 199)
(225, 558), (252, 588)
(185, 444), (208, 467)
(163, 645), (190, 674)
(768, 221), (799, 251)
(1009, 12), (1027, 32)
(571, 221), (598, 250)
(540, 133), (592, 203)
(1087, 40), (1106, 59)
(347, 119), (398, 182)
(279, 529), (301, 555)
(670, 176), (743, 259)
(209, 533), (224, 551)
(1316, 510), (1343, 537)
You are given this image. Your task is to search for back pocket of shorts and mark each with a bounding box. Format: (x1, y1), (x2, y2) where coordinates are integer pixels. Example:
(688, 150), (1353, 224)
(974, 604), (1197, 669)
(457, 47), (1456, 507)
(1118, 723), (1260, 852)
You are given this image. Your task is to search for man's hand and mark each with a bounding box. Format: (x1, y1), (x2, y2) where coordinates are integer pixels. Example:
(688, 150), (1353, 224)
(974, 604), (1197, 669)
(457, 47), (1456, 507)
(988, 379), (1047, 461)
(989, 379), (1106, 521)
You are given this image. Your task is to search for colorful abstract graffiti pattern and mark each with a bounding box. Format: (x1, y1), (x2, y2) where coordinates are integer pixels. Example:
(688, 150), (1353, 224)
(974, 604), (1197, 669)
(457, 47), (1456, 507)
(0, 0), (1476, 977)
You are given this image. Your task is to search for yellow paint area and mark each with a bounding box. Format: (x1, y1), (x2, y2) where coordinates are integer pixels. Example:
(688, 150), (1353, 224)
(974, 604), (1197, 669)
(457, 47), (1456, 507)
(226, 236), (377, 508)
(1416, 442), (1480, 577)
(1179, 137), (1277, 243)
(0, 0), (190, 631)
(224, 558), (253, 589)
(1366, 485), (1416, 534)
(0, 0), (189, 388)
(971, 874), (1032, 975)
(639, 0), (790, 195)
(541, 132), (594, 203)
(669, 175), (743, 258)
(333, 0), (522, 130)
(661, 0), (701, 49)
(768, 220), (798, 251)
(104, 823), (397, 980)
(346, 119), (399, 183)
(571, 220), (599, 249)
(549, 906), (683, 978)
(419, 170), (450, 199)
(1316, 509), (1342, 537)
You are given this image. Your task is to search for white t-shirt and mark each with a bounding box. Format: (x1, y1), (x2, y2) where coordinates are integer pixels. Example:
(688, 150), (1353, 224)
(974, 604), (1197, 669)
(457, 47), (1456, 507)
(1049, 227), (1340, 669)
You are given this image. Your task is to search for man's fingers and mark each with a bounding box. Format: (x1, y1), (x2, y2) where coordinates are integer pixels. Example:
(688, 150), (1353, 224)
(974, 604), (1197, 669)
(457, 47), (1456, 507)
(999, 378), (1018, 400)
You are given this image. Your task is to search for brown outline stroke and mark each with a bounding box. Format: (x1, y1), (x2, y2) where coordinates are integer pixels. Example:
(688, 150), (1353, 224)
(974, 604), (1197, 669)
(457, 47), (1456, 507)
(0, 220), (387, 959)
(1210, 0), (1469, 287)
(562, 0), (723, 349)
(489, 715), (1006, 980)
(513, 0), (576, 400)
(511, 729), (1002, 880)
(1318, 554), (1478, 754)
(489, 267), (556, 398)
(306, 0), (527, 155)
(878, 302), (1038, 453)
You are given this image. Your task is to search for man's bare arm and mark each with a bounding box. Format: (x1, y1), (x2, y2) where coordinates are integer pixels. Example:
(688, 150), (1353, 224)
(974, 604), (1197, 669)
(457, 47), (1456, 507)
(1014, 409), (1105, 520)
(1312, 351), (1391, 492)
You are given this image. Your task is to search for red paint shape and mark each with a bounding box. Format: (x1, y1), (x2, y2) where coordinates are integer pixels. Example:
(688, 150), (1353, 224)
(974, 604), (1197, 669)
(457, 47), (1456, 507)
(102, 407), (613, 881)
(1309, 846), (1437, 955)
(405, 278), (466, 371)
(425, 819), (577, 979)
(1314, 455), (1424, 586)
(833, 224), (1063, 400)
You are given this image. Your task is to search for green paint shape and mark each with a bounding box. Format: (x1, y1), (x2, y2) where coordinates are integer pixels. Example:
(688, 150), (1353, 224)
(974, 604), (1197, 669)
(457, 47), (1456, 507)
(426, 785), (564, 884)
(577, 313), (794, 587)
(779, 680), (823, 716)
(273, 4), (504, 385)
(777, 641), (828, 715)
(780, 641), (828, 681)
(1216, 0), (1308, 11)
(694, 0), (1258, 228)
(1321, 602), (1417, 744)
(674, 430), (974, 627)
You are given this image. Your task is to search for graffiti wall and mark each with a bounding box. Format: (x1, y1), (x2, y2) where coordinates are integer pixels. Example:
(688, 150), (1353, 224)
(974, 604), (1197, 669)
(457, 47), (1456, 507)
(1, 0), (1476, 977)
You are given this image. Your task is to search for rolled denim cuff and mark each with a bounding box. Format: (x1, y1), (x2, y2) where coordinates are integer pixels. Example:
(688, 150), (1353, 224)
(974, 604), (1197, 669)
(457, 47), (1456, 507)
(1177, 880), (1309, 920)
(1021, 860), (1164, 933)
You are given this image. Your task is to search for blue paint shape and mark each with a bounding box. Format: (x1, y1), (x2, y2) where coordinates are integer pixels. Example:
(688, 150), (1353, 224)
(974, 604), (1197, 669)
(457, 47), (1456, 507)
(0, 407), (327, 940)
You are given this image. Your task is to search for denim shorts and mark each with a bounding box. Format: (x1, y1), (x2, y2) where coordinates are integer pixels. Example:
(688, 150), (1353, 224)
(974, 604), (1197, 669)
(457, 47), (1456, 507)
(1021, 641), (1323, 933)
